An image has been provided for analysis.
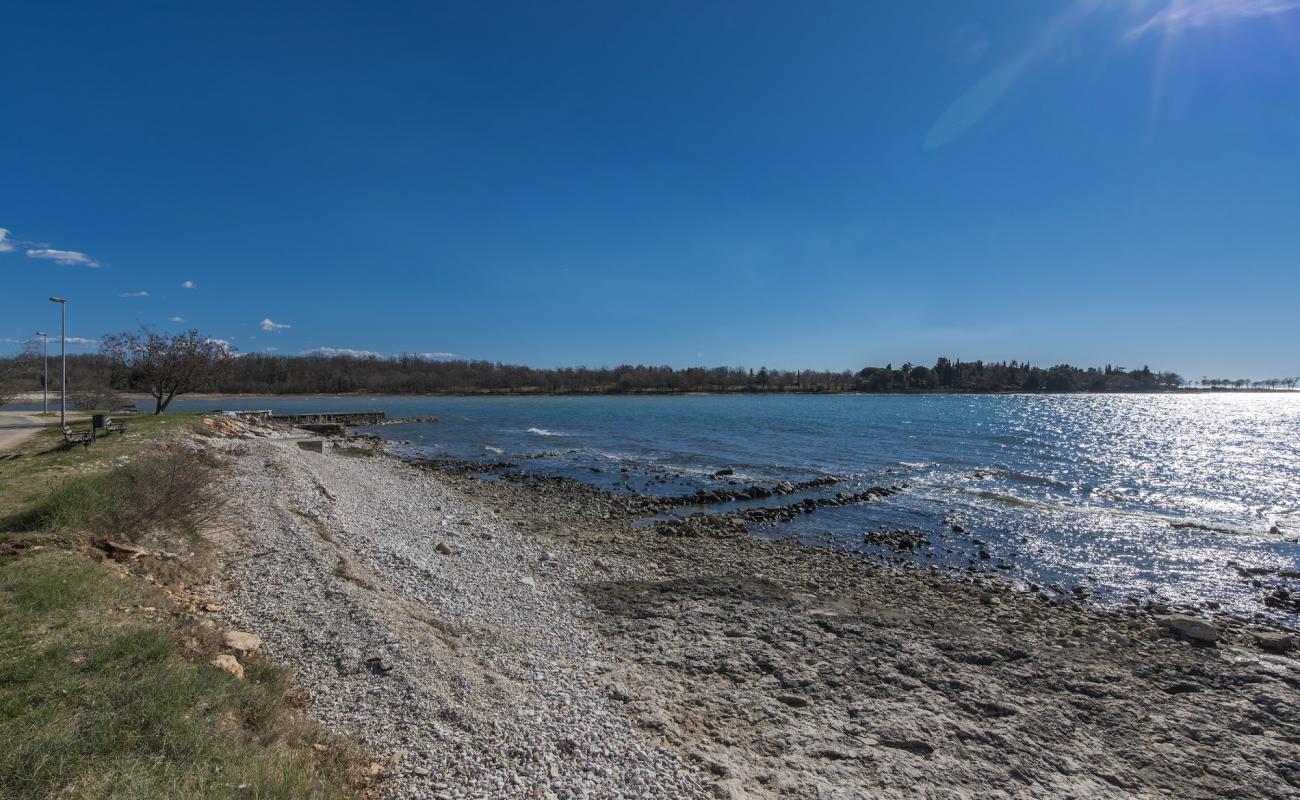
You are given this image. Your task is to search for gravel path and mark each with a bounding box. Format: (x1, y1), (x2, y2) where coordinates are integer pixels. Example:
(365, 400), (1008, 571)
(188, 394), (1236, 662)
(0, 411), (51, 452)
(210, 437), (712, 799)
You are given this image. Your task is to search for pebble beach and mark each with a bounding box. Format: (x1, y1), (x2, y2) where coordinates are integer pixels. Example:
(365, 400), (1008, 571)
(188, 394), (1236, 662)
(202, 428), (1300, 799)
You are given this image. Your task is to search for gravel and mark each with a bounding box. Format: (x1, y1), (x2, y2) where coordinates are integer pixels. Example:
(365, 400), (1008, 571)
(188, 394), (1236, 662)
(208, 437), (713, 799)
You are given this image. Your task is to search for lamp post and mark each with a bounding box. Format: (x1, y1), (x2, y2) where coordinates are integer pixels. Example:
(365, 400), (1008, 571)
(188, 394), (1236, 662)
(49, 297), (66, 427)
(35, 331), (48, 414)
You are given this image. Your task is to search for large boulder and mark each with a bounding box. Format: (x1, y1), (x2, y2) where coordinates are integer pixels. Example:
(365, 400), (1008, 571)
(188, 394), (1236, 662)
(222, 630), (263, 652)
(1157, 614), (1218, 644)
(1253, 630), (1293, 653)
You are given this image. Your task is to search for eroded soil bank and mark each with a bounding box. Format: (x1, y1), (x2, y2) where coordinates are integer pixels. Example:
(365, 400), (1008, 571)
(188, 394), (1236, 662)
(205, 432), (1299, 799)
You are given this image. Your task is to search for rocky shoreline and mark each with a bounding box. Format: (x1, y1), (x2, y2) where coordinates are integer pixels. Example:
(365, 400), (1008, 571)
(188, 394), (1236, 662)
(202, 428), (1299, 799)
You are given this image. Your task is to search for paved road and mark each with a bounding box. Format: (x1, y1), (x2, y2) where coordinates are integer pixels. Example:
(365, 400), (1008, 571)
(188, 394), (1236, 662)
(0, 411), (52, 452)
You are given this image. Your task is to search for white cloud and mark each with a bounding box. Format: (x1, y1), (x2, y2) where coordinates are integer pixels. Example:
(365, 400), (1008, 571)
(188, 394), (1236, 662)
(26, 248), (100, 268)
(182, 280), (196, 289)
(264, 346), (279, 352)
(260, 318), (291, 332)
(119, 290), (149, 298)
(1127, 0), (1300, 40)
(301, 346), (382, 359)
(205, 338), (237, 353)
(170, 316), (185, 323)
(415, 352), (458, 360)
(0, 228), (13, 253)
(63, 337), (99, 346)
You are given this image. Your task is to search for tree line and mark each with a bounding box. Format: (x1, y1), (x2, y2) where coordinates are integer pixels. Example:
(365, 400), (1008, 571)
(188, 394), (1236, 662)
(1, 329), (1297, 410)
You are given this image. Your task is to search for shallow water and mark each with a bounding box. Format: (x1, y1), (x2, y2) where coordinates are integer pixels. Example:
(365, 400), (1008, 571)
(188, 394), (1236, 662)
(153, 392), (1300, 622)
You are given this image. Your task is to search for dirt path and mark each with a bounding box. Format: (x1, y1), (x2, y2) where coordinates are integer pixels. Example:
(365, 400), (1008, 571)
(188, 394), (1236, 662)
(0, 411), (51, 452)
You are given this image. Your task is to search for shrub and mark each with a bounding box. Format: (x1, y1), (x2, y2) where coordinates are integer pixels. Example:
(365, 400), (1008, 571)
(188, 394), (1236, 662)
(1, 448), (225, 539)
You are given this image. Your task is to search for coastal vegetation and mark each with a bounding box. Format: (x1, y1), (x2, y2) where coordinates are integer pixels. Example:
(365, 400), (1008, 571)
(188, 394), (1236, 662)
(0, 414), (361, 798)
(2, 343), (1296, 401)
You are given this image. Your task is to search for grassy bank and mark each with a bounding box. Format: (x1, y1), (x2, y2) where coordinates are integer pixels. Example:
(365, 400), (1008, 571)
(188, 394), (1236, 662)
(0, 414), (362, 799)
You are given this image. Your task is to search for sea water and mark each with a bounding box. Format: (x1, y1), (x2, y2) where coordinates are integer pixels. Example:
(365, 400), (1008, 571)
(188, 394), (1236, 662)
(160, 392), (1300, 623)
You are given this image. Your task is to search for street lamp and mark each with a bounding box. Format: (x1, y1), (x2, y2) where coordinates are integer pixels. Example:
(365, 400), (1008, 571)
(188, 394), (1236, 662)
(49, 297), (66, 427)
(35, 331), (48, 414)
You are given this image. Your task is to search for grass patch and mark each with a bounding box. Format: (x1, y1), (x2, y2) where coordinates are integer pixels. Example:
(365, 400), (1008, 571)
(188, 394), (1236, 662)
(1, 448), (223, 538)
(0, 549), (357, 800)
(0, 413), (204, 525)
(0, 413), (366, 799)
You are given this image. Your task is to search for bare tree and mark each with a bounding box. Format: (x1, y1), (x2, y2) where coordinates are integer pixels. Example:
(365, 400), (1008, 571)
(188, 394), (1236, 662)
(0, 359), (23, 408)
(101, 328), (235, 414)
(0, 343), (40, 408)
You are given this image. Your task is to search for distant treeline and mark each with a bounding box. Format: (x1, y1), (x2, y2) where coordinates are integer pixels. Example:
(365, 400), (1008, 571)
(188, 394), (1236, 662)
(5, 352), (1296, 397)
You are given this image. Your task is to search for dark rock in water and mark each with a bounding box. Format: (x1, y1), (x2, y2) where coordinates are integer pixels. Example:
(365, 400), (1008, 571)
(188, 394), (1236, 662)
(713, 468), (735, 477)
(410, 458), (517, 474)
(863, 530), (929, 552)
(951, 523), (965, 533)
(647, 475), (852, 511)
(652, 486), (901, 538)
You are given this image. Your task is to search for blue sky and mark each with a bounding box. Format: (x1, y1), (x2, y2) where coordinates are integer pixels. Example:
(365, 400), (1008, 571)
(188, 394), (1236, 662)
(2, 0), (1298, 378)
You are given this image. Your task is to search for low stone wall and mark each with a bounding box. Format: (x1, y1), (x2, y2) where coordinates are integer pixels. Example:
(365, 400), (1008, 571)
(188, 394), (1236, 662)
(269, 411), (386, 427)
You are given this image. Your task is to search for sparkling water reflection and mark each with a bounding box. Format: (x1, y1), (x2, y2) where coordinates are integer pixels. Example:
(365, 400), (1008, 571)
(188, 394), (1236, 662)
(157, 392), (1300, 623)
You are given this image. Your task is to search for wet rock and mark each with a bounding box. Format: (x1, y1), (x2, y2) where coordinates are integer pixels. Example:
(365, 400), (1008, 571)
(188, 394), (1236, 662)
(863, 530), (928, 552)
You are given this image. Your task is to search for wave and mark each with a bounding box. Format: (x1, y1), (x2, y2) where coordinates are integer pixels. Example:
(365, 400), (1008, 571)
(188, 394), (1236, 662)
(942, 485), (1256, 536)
(526, 427), (568, 437)
(974, 467), (1072, 490)
(484, 446), (505, 455)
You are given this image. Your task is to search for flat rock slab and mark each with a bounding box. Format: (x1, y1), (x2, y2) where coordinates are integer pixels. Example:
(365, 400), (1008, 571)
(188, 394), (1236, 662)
(222, 630), (262, 652)
(1157, 614), (1218, 644)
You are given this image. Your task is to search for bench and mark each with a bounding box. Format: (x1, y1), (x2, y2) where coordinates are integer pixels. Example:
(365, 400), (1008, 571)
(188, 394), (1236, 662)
(104, 417), (128, 435)
(62, 425), (93, 448)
